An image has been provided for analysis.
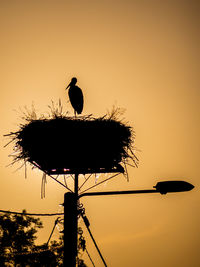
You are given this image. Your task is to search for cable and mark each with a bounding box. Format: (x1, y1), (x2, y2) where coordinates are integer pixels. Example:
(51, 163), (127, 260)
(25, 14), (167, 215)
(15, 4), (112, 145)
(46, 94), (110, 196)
(79, 208), (107, 267)
(84, 222), (107, 267)
(46, 217), (61, 245)
(78, 224), (96, 266)
(0, 209), (64, 216)
(85, 248), (95, 267)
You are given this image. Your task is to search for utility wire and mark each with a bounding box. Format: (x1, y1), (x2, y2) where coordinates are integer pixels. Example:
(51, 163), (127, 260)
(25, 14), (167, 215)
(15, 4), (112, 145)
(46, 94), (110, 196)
(81, 213), (107, 267)
(85, 224), (107, 267)
(0, 209), (64, 216)
(86, 248), (95, 267)
(46, 217), (61, 245)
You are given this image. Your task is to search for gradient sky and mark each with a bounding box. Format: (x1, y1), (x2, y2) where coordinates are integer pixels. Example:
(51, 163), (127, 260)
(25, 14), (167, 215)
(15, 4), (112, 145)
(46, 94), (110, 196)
(0, 0), (199, 266)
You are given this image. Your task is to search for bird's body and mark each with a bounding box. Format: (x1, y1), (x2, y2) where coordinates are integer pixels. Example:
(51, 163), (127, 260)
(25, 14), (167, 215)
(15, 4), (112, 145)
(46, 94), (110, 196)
(66, 77), (84, 116)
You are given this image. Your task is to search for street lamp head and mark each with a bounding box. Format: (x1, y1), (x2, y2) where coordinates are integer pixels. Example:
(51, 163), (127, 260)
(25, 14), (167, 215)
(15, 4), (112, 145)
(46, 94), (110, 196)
(154, 180), (194, 194)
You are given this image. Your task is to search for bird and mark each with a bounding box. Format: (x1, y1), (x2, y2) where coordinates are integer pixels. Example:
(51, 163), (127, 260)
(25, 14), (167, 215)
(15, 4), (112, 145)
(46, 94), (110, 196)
(66, 77), (84, 116)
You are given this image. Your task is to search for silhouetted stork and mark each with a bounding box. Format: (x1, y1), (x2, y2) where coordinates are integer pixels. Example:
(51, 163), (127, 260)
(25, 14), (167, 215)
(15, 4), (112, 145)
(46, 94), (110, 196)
(66, 77), (84, 116)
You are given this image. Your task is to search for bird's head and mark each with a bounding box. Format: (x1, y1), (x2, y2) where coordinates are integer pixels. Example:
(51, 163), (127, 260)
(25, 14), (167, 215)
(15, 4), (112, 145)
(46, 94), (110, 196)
(66, 77), (77, 89)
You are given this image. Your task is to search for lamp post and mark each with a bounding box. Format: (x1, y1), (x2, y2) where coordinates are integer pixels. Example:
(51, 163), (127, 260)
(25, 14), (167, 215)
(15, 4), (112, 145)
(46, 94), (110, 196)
(63, 180), (194, 266)
(79, 180), (194, 198)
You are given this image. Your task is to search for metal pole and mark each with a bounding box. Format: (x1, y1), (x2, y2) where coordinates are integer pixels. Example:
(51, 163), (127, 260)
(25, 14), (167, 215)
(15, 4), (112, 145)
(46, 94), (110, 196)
(64, 192), (77, 267)
(74, 173), (79, 260)
(63, 173), (79, 267)
(74, 173), (79, 195)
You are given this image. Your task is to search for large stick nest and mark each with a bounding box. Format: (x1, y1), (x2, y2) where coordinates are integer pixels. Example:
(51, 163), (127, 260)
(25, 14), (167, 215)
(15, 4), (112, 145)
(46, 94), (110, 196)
(6, 105), (138, 174)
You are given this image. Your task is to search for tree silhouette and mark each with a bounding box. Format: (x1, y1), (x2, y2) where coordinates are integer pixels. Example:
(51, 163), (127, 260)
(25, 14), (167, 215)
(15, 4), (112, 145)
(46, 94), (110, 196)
(0, 210), (61, 266)
(0, 210), (87, 266)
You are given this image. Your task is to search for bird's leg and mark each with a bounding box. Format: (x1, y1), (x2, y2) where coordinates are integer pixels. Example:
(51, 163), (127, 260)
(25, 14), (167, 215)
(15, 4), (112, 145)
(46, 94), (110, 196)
(74, 110), (77, 118)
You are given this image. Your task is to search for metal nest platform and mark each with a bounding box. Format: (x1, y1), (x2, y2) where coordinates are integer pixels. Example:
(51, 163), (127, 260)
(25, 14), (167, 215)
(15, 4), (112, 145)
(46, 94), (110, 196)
(38, 164), (125, 175)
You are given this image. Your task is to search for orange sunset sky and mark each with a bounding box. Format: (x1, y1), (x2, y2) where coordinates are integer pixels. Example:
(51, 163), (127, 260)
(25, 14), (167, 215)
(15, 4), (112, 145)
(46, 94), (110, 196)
(0, 0), (199, 266)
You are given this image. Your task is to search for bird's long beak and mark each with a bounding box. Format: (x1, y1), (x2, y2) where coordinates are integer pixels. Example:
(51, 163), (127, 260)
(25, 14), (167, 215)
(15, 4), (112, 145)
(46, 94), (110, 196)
(66, 82), (71, 90)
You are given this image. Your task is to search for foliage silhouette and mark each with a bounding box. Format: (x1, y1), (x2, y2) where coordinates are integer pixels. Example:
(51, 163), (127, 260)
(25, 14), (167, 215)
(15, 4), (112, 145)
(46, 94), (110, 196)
(0, 210), (86, 266)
